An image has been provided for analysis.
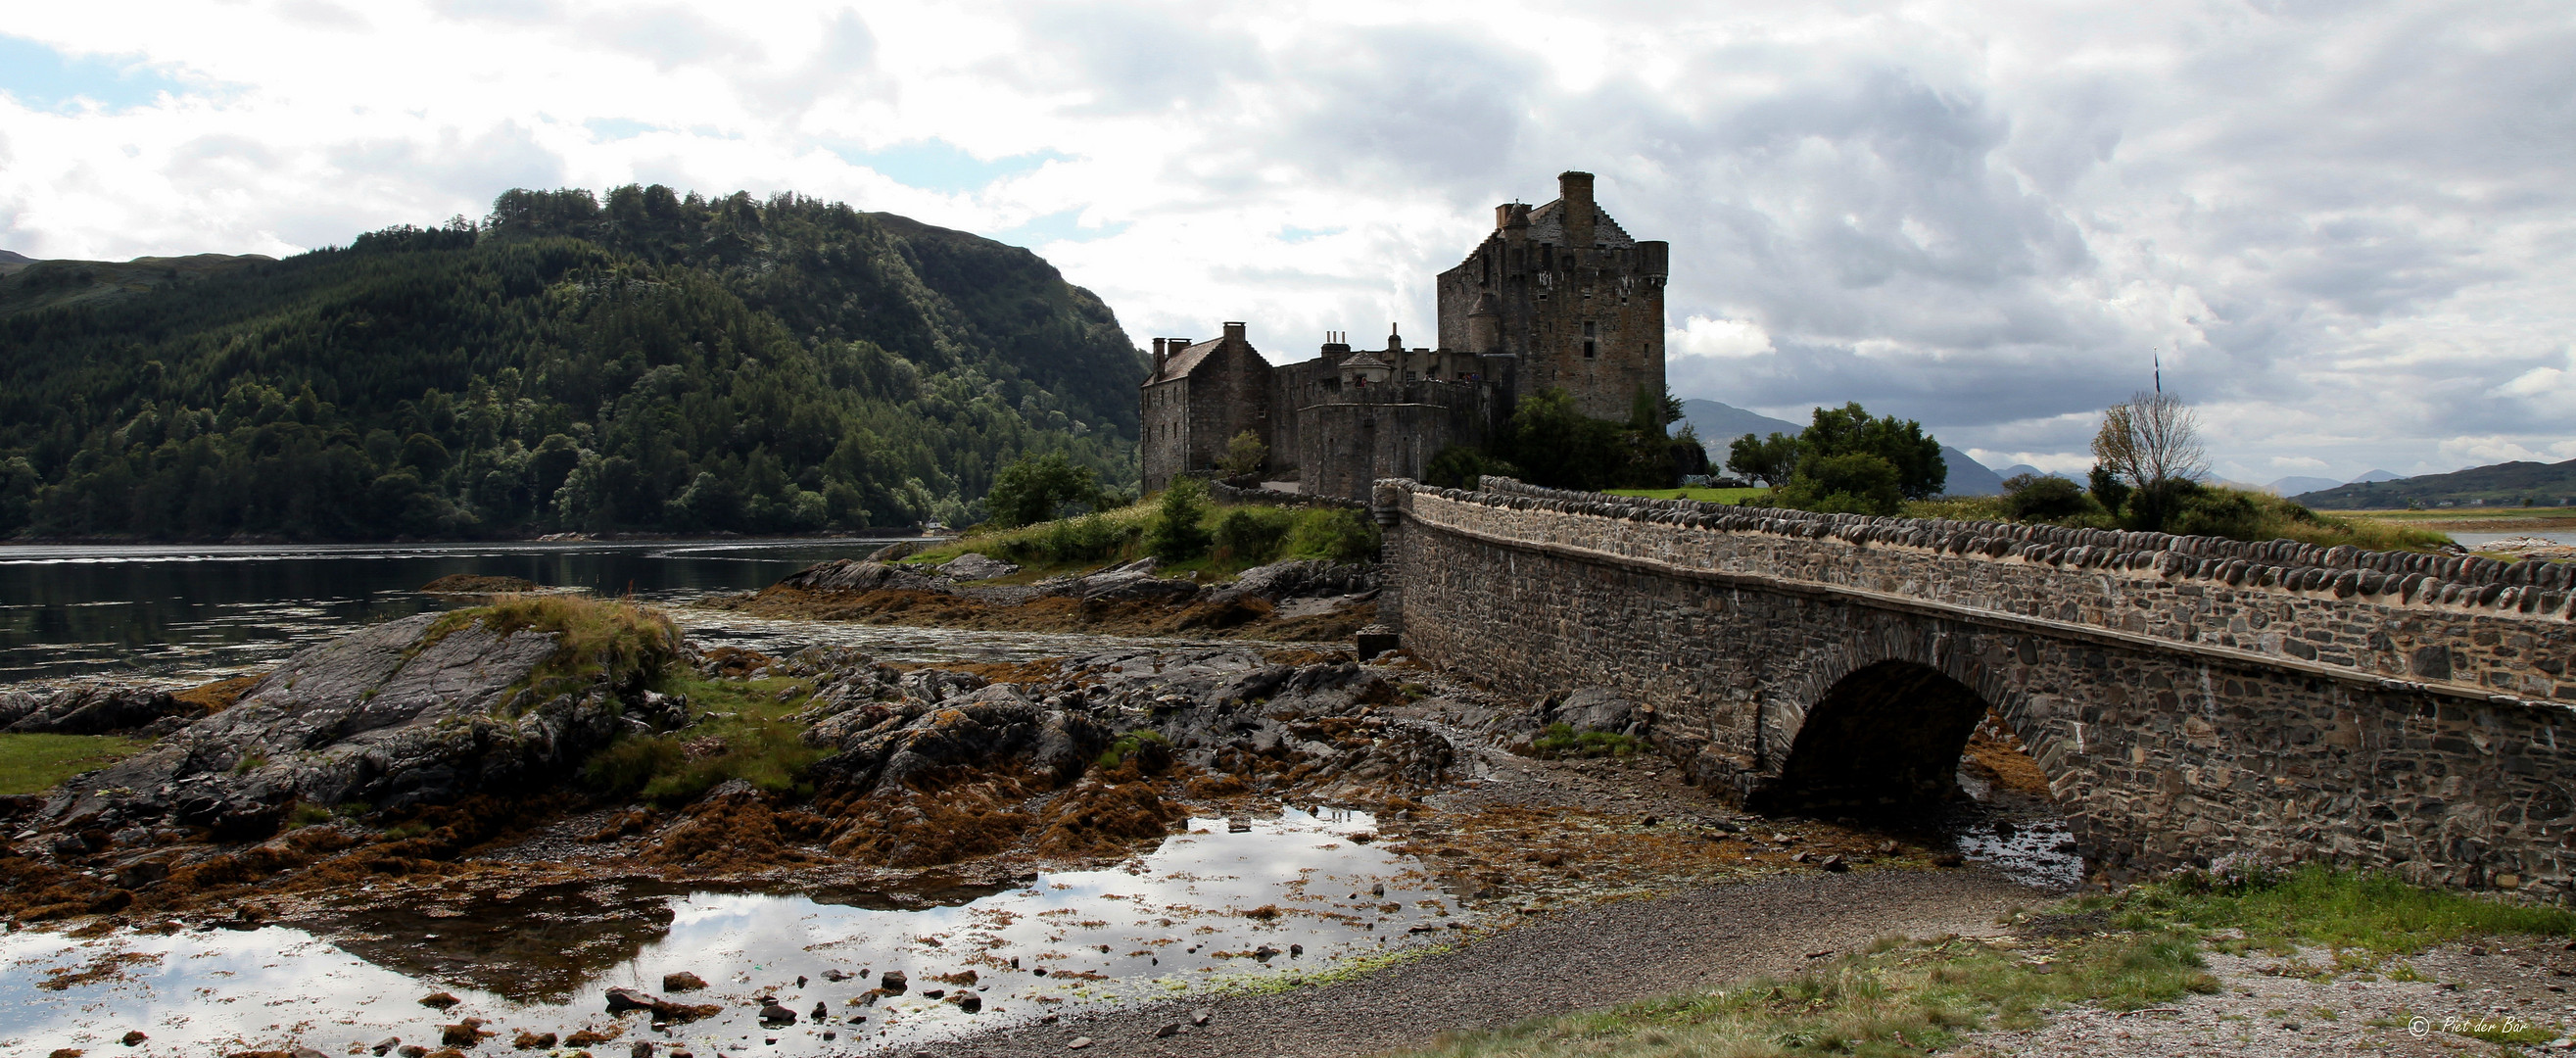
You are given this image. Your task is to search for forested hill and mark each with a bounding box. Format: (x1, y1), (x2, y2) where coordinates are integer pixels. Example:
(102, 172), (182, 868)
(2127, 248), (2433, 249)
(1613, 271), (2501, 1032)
(0, 185), (1146, 540)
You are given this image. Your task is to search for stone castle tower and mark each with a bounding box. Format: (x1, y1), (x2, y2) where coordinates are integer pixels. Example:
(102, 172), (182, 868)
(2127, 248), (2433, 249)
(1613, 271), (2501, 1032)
(1141, 171), (1667, 499)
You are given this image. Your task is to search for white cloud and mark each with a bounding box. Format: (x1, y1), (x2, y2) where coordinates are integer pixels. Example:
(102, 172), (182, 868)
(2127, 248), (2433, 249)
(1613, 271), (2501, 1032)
(0, 1), (2570, 477)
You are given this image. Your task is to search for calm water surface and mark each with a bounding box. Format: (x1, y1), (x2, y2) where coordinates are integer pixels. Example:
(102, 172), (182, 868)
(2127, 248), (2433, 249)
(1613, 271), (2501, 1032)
(0, 809), (1457, 1056)
(0, 538), (917, 683)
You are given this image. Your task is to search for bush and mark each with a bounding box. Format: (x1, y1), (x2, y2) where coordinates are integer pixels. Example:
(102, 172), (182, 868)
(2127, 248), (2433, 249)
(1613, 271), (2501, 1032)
(1144, 478), (1215, 560)
(1424, 445), (1488, 490)
(1278, 507), (1381, 562)
(1530, 722), (1642, 758)
(1213, 506), (1295, 562)
(2169, 489), (2266, 541)
(1773, 453), (1904, 515)
(984, 451), (1100, 528)
(2001, 474), (2097, 520)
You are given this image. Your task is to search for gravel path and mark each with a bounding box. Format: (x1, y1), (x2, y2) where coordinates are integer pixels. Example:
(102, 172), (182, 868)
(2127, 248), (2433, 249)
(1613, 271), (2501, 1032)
(894, 867), (2045, 1058)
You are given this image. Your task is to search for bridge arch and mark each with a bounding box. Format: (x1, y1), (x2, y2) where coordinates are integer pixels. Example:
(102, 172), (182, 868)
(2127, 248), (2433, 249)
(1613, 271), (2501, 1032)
(1748, 657), (2029, 815)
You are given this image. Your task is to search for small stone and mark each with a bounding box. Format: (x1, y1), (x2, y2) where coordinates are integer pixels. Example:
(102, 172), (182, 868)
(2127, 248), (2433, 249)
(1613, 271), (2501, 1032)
(290, 1048), (328, 1058)
(795, 975), (807, 987)
(880, 970), (908, 993)
(821, 1034), (835, 1042)
(420, 991), (462, 1009)
(758, 1002), (797, 1025)
(512, 1030), (558, 1050)
(920, 988), (947, 999)
(1253, 945), (1281, 960)
(662, 972), (707, 992)
(1821, 854), (1848, 873)
(946, 991), (982, 1013)
(120, 1032), (149, 1047)
(1191, 1009), (1214, 1027)
(442, 1019), (491, 1047)
(812, 1001), (828, 1021)
(822, 969), (849, 982)
(629, 1043), (654, 1058)
(371, 1038), (400, 1057)
(1641, 815), (1658, 827)
(1041, 1014), (1060, 1025)
(1877, 840), (1899, 854)
(1289, 944), (1303, 956)
(1067, 1037), (1093, 1050)
(1370, 884), (1385, 896)
(1155, 1023), (1181, 1038)
(400, 1047), (430, 1058)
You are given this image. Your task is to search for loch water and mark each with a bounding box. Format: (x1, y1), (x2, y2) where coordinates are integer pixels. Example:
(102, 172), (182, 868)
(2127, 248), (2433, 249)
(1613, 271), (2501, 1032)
(0, 537), (1251, 685)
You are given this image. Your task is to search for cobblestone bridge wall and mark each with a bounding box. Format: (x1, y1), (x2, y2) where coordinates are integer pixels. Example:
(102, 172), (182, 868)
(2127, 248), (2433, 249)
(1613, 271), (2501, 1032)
(1375, 477), (2576, 899)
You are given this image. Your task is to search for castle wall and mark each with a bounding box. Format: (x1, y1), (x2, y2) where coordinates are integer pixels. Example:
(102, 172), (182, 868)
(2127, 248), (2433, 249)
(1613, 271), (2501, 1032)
(1294, 382), (1494, 502)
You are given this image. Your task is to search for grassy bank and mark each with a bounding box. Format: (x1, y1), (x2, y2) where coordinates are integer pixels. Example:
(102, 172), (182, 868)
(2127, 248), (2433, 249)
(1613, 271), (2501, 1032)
(900, 494), (1381, 582)
(0, 733), (150, 795)
(1394, 868), (2575, 1058)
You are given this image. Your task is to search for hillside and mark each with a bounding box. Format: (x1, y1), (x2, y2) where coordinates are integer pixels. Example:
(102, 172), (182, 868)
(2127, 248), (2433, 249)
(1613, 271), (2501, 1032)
(1674, 398), (2004, 496)
(0, 250), (34, 276)
(2294, 459), (2576, 509)
(0, 186), (1143, 540)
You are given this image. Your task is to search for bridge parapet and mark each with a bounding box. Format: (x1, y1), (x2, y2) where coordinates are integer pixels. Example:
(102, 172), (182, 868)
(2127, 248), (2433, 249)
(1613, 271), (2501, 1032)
(1379, 477), (2575, 709)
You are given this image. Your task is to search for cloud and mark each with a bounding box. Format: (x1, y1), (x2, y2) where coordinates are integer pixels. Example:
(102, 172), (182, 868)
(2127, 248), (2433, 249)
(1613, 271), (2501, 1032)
(0, 0), (2570, 481)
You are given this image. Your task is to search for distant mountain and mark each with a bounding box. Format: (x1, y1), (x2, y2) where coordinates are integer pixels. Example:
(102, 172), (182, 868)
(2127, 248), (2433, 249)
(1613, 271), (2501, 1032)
(2348, 469), (2405, 483)
(0, 253), (271, 314)
(1938, 448), (2005, 496)
(0, 250), (35, 277)
(1671, 398), (2003, 494)
(2266, 475), (2343, 497)
(2294, 459), (2576, 509)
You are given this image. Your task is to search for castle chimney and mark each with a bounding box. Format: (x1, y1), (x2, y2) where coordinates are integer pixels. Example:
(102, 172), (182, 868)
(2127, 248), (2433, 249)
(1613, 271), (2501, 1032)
(1152, 337), (1169, 375)
(1386, 324), (1403, 353)
(1558, 170), (1596, 248)
(1223, 321), (1247, 343)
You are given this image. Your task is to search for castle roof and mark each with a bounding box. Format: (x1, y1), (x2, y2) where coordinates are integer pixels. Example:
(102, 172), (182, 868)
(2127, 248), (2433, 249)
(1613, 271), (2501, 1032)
(1146, 337), (1226, 385)
(1338, 349), (1392, 371)
(1522, 199), (1637, 248)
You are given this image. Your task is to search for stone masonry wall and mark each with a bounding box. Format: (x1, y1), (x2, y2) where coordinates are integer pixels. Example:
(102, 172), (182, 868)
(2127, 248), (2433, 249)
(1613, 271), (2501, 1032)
(1376, 477), (2576, 899)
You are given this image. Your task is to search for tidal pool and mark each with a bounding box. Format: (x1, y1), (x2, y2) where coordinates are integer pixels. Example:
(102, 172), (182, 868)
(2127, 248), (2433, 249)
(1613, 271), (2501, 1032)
(2, 808), (1466, 1056)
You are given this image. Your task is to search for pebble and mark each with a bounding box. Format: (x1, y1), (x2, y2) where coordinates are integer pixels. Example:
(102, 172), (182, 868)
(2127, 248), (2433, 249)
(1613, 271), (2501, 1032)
(1191, 1009), (1214, 1027)
(121, 1031), (149, 1046)
(1155, 1023), (1181, 1038)
(1067, 1036), (1093, 1049)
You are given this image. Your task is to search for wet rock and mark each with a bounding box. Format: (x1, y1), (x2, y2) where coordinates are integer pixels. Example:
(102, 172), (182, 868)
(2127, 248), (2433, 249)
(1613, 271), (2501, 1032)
(400, 1047), (430, 1058)
(1155, 1023), (1181, 1038)
(935, 553), (1021, 581)
(420, 991), (461, 1009)
(603, 987), (720, 1023)
(369, 1038), (399, 1056)
(661, 971), (707, 992)
(442, 1019), (492, 1046)
(879, 970), (908, 993)
(511, 1030), (556, 1049)
(1207, 559), (1384, 604)
(42, 609), (684, 836)
(292, 1047), (332, 1058)
(0, 683), (199, 736)
(1073, 562), (1201, 603)
(1820, 854), (1848, 873)
(758, 1002), (797, 1025)
(1552, 688), (1644, 737)
(920, 988), (946, 999)
(563, 1031), (615, 1046)
(779, 559), (955, 595)
(119, 1031), (147, 1046)
(945, 991), (981, 1013)
(628, 1044), (652, 1058)
(811, 1000), (830, 1021)
(821, 968), (850, 982)
(1067, 1037), (1093, 1050)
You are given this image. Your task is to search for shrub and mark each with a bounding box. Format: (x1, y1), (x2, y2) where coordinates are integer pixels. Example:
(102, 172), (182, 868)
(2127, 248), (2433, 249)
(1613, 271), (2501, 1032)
(984, 451), (1100, 528)
(2170, 489), (2266, 541)
(1095, 729), (1173, 771)
(2001, 474), (2097, 520)
(1144, 478), (1215, 560)
(1424, 445), (1488, 490)
(1774, 453), (1904, 515)
(1213, 506), (1295, 562)
(1278, 507), (1381, 562)
(1529, 722), (1642, 758)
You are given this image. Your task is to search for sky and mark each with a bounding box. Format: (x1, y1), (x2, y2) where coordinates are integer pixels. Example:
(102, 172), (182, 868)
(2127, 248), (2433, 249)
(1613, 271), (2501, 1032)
(1, 1), (2570, 484)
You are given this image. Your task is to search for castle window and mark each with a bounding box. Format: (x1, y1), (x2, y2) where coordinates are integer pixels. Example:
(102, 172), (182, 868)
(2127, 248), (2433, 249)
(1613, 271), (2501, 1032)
(1584, 340), (1597, 359)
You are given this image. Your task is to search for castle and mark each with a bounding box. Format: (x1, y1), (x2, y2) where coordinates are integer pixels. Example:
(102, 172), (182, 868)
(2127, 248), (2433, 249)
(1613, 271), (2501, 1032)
(1139, 171), (1669, 501)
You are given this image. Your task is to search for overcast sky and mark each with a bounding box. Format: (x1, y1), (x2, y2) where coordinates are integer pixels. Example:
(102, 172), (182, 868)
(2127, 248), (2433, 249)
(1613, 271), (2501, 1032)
(3, 1), (2570, 483)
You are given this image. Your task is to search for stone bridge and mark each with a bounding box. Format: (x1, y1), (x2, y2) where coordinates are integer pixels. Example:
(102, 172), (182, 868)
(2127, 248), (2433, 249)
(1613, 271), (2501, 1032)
(1372, 477), (2576, 900)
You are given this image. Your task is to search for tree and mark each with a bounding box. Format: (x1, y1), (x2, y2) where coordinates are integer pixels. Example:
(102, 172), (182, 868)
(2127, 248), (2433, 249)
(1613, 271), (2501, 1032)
(1797, 403), (1946, 500)
(1217, 430), (1267, 478)
(2087, 463), (2130, 516)
(1727, 432), (1801, 487)
(2002, 473), (2094, 520)
(2092, 391), (2207, 491)
(1774, 453), (1903, 514)
(983, 451), (1100, 528)
(1143, 477), (1213, 560)
(2092, 391), (2209, 532)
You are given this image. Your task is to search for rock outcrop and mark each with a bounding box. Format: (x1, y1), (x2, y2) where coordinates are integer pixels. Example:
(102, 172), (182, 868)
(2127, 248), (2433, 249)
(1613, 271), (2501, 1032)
(0, 685), (201, 737)
(44, 608), (684, 837)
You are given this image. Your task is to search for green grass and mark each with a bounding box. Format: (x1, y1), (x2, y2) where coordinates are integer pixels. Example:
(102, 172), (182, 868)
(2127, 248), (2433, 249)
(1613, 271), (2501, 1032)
(903, 497), (1378, 583)
(1606, 486), (1773, 505)
(1384, 868), (2570, 1058)
(420, 595), (684, 709)
(1529, 722), (1642, 758)
(0, 733), (151, 794)
(584, 673), (827, 804)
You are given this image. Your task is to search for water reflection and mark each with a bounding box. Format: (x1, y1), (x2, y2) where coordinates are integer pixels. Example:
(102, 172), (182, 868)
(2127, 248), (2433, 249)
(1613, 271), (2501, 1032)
(0, 538), (909, 682)
(1, 809), (1465, 1056)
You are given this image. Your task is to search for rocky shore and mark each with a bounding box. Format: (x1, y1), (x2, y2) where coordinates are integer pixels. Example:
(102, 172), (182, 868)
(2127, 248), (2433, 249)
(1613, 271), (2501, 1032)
(708, 554), (1384, 642)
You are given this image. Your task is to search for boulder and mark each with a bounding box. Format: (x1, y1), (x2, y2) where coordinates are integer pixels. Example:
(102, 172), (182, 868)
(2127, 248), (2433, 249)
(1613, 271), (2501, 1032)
(0, 684), (199, 736)
(661, 971), (706, 991)
(1553, 688), (1644, 737)
(933, 553), (1021, 581)
(778, 559), (952, 595)
(1207, 559), (1384, 604)
(43, 608), (684, 837)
